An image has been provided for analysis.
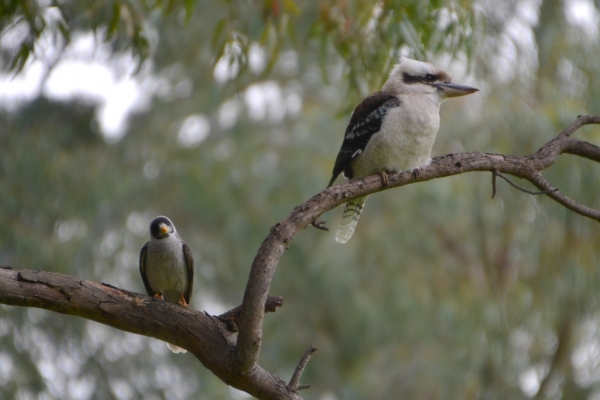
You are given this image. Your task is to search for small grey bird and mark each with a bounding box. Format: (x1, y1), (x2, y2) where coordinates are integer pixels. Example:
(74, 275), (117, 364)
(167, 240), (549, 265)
(139, 216), (194, 353)
(328, 57), (479, 243)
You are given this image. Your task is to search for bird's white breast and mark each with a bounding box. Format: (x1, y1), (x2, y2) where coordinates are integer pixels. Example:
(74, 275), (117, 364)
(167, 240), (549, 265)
(145, 235), (189, 303)
(352, 94), (441, 177)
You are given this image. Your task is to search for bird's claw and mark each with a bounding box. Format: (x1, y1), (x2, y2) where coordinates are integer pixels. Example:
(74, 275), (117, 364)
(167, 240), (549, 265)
(178, 294), (189, 307)
(310, 220), (329, 231)
(379, 170), (389, 187)
(153, 292), (164, 300)
(380, 169), (397, 187)
(411, 168), (420, 179)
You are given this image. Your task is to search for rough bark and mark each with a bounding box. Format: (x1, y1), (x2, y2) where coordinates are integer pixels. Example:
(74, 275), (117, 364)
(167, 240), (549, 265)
(1, 115), (599, 399)
(234, 115), (600, 376)
(0, 267), (300, 400)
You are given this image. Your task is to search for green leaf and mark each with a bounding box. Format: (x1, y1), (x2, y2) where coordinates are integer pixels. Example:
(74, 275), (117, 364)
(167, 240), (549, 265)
(211, 18), (226, 51)
(106, 1), (121, 39)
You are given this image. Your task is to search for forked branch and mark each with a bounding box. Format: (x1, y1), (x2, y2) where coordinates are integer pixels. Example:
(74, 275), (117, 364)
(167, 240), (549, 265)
(233, 115), (600, 375)
(1, 116), (599, 400)
(0, 267), (300, 400)
(492, 169), (558, 198)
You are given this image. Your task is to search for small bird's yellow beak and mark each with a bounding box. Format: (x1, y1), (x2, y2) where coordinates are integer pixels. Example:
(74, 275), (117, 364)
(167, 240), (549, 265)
(160, 224), (169, 234)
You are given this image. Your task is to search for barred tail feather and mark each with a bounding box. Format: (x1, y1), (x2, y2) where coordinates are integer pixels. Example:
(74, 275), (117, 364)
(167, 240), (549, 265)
(335, 196), (368, 244)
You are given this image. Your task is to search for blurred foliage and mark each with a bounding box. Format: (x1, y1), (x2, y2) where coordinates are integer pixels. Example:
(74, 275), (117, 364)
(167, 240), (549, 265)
(0, 0), (476, 105)
(1, 0), (600, 399)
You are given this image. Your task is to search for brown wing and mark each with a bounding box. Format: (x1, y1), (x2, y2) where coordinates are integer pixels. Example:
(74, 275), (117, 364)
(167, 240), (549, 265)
(139, 242), (154, 296)
(328, 91), (401, 186)
(182, 241), (194, 305)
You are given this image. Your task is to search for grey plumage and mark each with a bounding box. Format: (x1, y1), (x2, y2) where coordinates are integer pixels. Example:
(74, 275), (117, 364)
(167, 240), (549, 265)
(139, 216), (194, 353)
(329, 58), (478, 243)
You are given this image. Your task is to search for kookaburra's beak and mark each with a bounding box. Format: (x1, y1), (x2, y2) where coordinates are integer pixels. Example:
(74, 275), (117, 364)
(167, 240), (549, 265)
(434, 82), (479, 98)
(160, 224), (169, 234)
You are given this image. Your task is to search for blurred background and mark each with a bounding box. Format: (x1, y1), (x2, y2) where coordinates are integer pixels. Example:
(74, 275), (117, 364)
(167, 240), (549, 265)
(1, 0), (600, 399)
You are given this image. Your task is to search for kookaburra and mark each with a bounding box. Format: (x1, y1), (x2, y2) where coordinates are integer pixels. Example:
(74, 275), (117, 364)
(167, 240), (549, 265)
(328, 57), (478, 243)
(139, 216), (194, 353)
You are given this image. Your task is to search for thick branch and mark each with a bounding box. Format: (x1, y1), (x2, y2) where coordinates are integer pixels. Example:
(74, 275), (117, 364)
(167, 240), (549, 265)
(0, 267), (302, 400)
(218, 295), (283, 332)
(2, 116), (599, 399)
(234, 115), (600, 373)
(563, 138), (600, 163)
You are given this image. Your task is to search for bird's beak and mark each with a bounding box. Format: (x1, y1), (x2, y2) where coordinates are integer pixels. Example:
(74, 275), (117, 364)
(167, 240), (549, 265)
(160, 224), (169, 235)
(434, 82), (479, 98)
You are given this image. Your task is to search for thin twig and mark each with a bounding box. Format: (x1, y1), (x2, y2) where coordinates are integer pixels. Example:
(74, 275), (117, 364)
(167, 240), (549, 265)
(528, 172), (600, 221)
(491, 169), (498, 198)
(495, 171), (558, 195)
(288, 345), (317, 392)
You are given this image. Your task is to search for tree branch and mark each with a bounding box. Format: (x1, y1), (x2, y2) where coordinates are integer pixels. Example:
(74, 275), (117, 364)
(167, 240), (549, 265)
(217, 295), (283, 332)
(0, 266), (301, 400)
(288, 345), (318, 392)
(1, 116), (599, 399)
(493, 170), (558, 196)
(234, 115), (600, 374)
(526, 171), (600, 220)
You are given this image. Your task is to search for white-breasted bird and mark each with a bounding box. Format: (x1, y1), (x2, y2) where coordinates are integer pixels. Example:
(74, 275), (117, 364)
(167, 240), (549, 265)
(328, 57), (478, 243)
(139, 216), (194, 353)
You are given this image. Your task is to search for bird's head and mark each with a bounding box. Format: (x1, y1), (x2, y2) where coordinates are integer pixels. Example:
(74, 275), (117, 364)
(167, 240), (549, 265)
(382, 57), (478, 102)
(149, 216), (175, 240)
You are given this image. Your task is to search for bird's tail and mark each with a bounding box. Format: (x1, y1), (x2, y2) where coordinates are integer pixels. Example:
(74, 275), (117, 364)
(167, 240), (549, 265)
(335, 196), (368, 244)
(167, 342), (187, 354)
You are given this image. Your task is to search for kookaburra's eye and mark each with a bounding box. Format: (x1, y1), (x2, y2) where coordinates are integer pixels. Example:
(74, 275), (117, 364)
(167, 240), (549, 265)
(425, 74), (435, 82)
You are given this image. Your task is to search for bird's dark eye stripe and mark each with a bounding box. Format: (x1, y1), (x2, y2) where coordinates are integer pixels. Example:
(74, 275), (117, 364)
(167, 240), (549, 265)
(402, 73), (420, 84)
(403, 72), (442, 84)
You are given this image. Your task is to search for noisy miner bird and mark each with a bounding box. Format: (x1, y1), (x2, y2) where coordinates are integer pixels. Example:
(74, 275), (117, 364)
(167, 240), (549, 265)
(139, 216), (194, 353)
(328, 57), (479, 243)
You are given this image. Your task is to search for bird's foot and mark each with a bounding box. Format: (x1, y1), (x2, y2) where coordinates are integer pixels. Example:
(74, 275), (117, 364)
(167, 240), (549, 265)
(411, 168), (420, 179)
(153, 292), (164, 300)
(178, 294), (189, 307)
(310, 220), (329, 231)
(379, 170), (389, 187)
(379, 169), (396, 187)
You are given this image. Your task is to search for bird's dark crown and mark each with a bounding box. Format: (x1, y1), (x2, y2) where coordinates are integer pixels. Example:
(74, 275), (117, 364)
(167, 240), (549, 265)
(150, 216), (174, 239)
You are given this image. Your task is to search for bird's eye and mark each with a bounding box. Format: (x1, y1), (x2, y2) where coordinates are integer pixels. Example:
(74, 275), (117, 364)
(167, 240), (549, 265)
(425, 74), (435, 82)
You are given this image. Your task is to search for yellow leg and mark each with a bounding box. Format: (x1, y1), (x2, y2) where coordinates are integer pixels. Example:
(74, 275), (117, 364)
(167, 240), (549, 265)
(178, 294), (189, 307)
